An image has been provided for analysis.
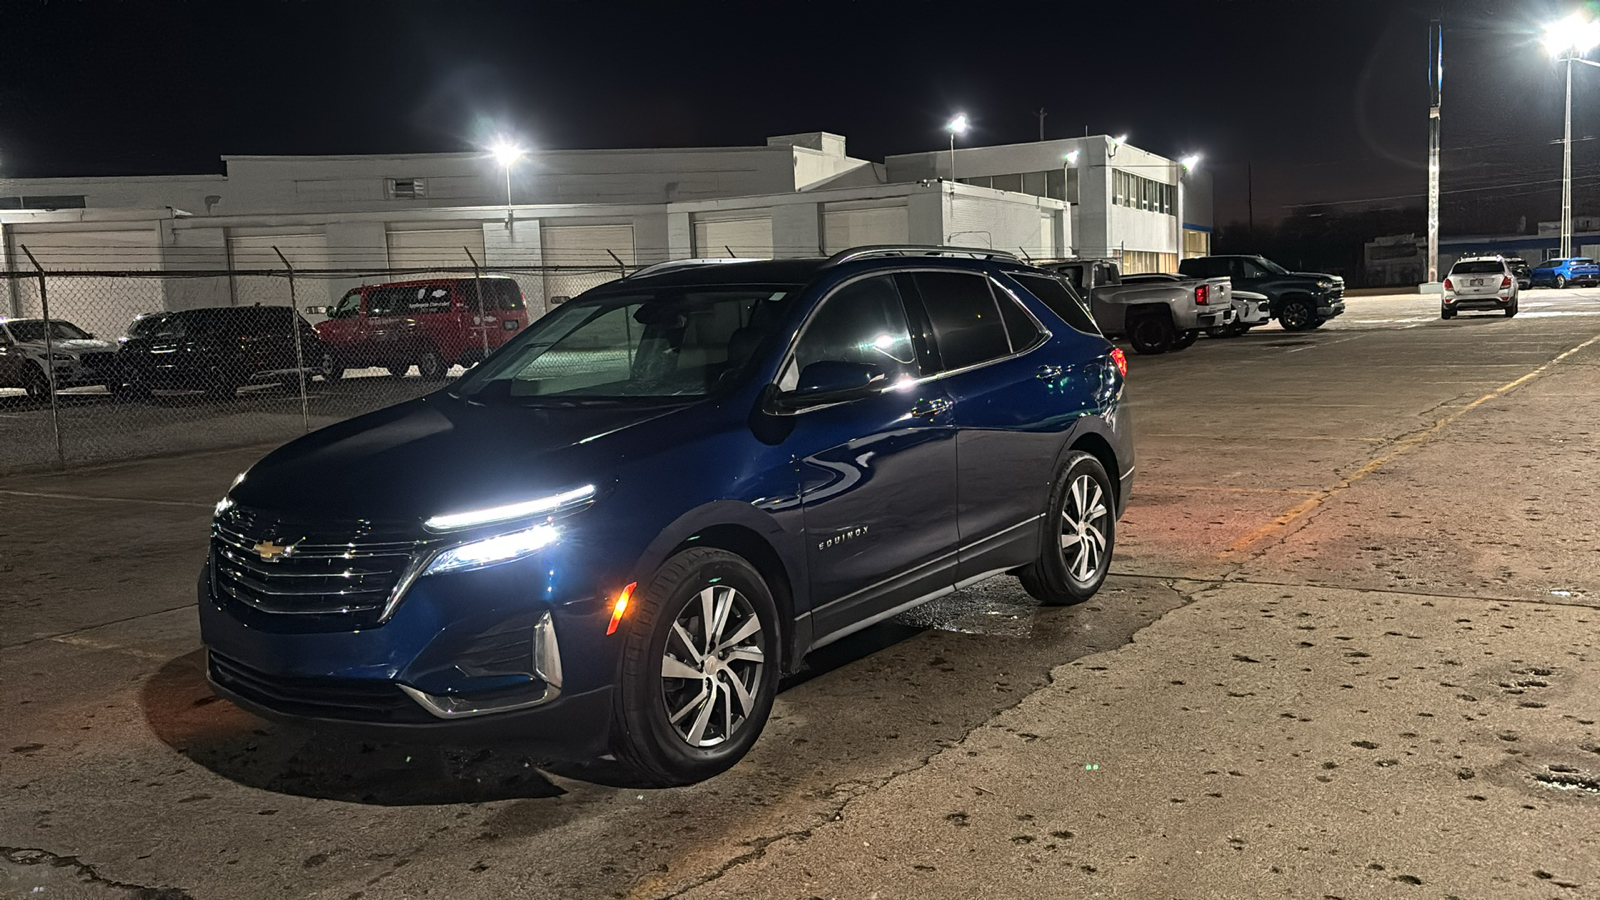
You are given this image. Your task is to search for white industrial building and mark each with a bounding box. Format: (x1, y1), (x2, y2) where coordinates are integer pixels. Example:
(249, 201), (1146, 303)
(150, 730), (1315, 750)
(0, 131), (1208, 332)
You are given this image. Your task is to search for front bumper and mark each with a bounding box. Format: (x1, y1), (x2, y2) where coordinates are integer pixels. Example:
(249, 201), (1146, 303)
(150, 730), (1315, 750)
(198, 552), (620, 756)
(1234, 301), (1271, 327)
(1317, 297), (1346, 318)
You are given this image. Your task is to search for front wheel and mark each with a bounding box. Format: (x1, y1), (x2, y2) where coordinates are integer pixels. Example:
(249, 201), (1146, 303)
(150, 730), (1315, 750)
(1018, 451), (1116, 606)
(321, 351), (344, 383)
(1279, 299), (1314, 331)
(613, 547), (780, 786)
(22, 363), (51, 399)
(1127, 313), (1175, 355)
(417, 350), (447, 380)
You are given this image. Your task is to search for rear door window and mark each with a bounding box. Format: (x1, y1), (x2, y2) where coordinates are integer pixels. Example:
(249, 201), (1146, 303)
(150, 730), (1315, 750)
(407, 286), (452, 314)
(475, 279), (526, 311)
(1008, 272), (1101, 335)
(912, 271), (1013, 372)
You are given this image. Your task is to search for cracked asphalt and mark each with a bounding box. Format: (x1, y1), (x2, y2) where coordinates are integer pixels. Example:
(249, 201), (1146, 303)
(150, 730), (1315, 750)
(3, 290), (1599, 899)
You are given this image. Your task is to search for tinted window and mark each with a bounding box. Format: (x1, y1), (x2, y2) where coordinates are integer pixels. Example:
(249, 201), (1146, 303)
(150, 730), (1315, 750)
(1009, 273), (1100, 335)
(1451, 261), (1504, 275)
(471, 279), (525, 311)
(7, 321), (91, 342)
(784, 275), (918, 391)
(914, 271), (1013, 371)
(329, 290), (362, 320)
(993, 283), (1045, 351)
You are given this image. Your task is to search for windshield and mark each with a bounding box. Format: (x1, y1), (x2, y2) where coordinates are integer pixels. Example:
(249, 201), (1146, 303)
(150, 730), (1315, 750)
(7, 320), (91, 342)
(1255, 257), (1290, 275)
(455, 283), (800, 405)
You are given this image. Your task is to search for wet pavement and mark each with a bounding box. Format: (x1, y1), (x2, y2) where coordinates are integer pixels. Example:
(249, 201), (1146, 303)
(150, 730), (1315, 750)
(2, 289), (1598, 898)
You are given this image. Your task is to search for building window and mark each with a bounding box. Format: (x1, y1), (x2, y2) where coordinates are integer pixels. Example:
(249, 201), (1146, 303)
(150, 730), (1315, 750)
(962, 168), (1076, 204)
(957, 175), (992, 188)
(1183, 229), (1210, 258)
(1, 195), (87, 210)
(991, 173), (1023, 193)
(1119, 250), (1180, 275)
(1112, 170), (1173, 216)
(387, 178), (427, 200)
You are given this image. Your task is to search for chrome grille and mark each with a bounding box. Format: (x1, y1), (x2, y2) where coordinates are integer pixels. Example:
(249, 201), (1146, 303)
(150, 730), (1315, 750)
(210, 506), (427, 620)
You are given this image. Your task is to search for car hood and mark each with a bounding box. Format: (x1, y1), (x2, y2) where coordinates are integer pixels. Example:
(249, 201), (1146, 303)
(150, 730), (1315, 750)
(1290, 271), (1343, 284)
(19, 338), (117, 356)
(231, 392), (695, 523)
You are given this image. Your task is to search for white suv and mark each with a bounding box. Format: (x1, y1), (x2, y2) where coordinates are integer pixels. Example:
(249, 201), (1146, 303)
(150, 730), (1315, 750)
(1443, 256), (1518, 319)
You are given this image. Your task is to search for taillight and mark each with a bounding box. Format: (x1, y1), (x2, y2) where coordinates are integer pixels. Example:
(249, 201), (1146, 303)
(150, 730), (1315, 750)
(1443, 277), (1454, 291)
(1110, 347), (1128, 377)
(1195, 284), (1209, 305)
(1501, 275), (1512, 289)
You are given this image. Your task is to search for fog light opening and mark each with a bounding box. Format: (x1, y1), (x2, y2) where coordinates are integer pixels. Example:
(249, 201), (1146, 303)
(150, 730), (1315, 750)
(607, 582), (638, 636)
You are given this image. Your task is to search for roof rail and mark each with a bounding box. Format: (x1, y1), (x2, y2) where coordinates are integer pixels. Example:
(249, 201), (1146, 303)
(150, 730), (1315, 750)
(624, 257), (767, 280)
(824, 245), (1021, 267)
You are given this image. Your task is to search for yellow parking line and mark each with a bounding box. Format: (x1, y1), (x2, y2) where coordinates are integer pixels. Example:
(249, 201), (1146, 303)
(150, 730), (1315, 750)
(1219, 331), (1600, 558)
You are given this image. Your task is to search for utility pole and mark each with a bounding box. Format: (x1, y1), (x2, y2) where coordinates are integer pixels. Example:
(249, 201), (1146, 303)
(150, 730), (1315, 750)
(1427, 17), (1443, 284)
(1247, 162), (1255, 240)
(1035, 108), (1047, 141)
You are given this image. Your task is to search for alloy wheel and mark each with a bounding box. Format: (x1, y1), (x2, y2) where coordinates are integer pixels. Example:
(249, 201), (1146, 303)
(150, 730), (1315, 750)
(1060, 474), (1110, 584)
(660, 584), (766, 748)
(1280, 301), (1311, 330)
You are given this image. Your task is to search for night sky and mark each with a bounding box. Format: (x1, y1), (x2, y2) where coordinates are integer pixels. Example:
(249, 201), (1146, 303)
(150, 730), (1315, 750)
(0, 0), (1589, 231)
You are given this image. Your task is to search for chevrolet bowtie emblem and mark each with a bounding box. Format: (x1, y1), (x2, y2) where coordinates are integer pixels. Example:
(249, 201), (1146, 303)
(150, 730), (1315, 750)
(253, 540), (291, 562)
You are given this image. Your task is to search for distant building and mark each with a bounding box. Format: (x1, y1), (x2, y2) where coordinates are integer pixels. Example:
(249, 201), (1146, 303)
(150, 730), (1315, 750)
(1370, 219), (1600, 285)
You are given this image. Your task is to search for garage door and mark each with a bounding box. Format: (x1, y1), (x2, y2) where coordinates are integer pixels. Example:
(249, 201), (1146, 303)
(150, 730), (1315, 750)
(693, 216), (774, 258)
(822, 204), (908, 254)
(9, 228), (165, 339)
(228, 232), (334, 311)
(541, 224), (636, 306)
(387, 228), (487, 272)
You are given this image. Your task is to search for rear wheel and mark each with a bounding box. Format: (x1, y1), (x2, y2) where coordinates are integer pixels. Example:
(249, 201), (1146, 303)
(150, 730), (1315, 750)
(1279, 298), (1315, 331)
(385, 364), (411, 379)
(1127, 313), (1175, 355)
(613, 548), (780, 787)
(1505, 299), (1518, 318)
(1018, 451), (1116, 606)
(417, 350), (447, 380)
(1441, 307), (1456, 319)
(1206, 325), (1231, 338)
(321, 350), (344, 383)
(1555, 275), (1568, 289)
(22, 363), (51, 400)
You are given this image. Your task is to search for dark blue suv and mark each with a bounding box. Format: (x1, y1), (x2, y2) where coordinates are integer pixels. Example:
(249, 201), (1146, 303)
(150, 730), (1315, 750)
(200, 246), (1134, 785)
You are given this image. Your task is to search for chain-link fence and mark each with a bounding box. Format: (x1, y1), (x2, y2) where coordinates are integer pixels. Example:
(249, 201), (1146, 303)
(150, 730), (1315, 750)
(0, 260), (636, 474)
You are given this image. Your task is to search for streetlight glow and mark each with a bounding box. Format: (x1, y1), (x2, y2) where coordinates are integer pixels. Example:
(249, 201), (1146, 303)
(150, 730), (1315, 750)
(1544, 12), (1600, 57)
(1180, 153), (1202, 171)
(490, 139), (526, 168)
(946, 114), (970, 135)
(1112, 133), (1129, 146)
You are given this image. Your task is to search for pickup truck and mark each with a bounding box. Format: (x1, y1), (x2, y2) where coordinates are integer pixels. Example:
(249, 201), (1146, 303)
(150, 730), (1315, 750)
(1178, 255), (1345, 331)
(1122, 273), (1270, 337)
(1529, 256), (1600, 289)
(1045, 259), (1234, 354)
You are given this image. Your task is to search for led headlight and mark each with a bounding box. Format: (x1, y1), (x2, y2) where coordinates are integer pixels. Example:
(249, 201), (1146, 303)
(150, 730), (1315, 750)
(423, 485), (595, 532)
(423, 524), (560, 576)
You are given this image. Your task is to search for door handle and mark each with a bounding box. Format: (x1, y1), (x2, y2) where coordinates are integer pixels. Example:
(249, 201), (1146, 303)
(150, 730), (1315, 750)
(909, 397), (952, 418)
(1036, 364), (1064, 380)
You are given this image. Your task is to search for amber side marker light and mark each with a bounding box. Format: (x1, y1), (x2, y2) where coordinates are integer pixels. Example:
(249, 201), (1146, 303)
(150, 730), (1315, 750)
(606, 582), (638, 636)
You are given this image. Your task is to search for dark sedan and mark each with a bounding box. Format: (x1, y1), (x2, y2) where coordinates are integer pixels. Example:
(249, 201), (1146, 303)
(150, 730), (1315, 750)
(115, 306), (327, 398)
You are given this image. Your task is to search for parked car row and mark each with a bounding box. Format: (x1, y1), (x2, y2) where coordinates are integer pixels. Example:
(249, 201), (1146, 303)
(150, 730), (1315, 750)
(1034, 254), (1345, 355)
(0, 276), (530, 400)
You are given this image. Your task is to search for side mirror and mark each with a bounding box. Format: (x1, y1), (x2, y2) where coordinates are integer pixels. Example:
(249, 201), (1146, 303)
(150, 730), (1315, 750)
(771, 361), (885, 412)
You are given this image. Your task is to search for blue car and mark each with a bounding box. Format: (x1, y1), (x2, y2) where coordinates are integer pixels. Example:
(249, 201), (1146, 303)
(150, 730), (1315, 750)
(200, 246), (1134, 785)
(1529, 256), (1600, 289)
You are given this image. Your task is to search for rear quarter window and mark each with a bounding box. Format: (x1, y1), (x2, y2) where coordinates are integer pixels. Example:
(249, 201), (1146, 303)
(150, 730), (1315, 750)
(1007, 272), (1102, 336)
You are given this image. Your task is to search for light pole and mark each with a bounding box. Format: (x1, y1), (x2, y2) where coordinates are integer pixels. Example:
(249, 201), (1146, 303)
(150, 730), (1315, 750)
(946, 114), (969, 182)
(1544, 13), (1600, 259)
(490, 139), (525, 230)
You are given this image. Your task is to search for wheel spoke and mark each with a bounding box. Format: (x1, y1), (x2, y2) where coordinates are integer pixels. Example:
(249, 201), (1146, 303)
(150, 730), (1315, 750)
(725, 646), (765, 664)
(686, 686), (717, 744)
(1071, 477), (1086, 519)
(720, 678), (734, 738)
(1086, 483), (1104, 517)
(1076, 539), (1096, 580)
(708, 586), (735, 647)
(669, 684), (709, 725)
(661, 654), (703, 681)
(1084, 523), (1107, 552)
(716, 616), (761, 653)
(724, 669), (756, 715)
(671, 622), (704, 665)
(697, 588), (718, 653)
(1084, 503), (1109, 524)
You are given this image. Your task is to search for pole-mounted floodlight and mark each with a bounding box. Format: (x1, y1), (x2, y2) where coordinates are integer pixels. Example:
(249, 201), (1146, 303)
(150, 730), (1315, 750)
(1180, 154), (1202, 171)
(1545, 12), (1600, 259)
(946, 114), (969, 182)
(489, 139), (525, 230)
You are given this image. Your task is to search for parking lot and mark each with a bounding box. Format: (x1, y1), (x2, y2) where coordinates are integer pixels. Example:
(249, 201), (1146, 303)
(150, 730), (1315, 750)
(3, 289), (1599, 899)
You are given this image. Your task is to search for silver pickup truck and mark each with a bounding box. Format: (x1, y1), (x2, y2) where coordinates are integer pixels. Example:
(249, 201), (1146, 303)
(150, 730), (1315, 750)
(1045, 260), (1233, 354)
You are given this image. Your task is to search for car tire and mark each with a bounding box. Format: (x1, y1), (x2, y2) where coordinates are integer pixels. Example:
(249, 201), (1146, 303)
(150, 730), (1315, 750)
(321, 351), (344, 383)
(1173, 329), (1199, 349)
(1018, 451), (1116, 606)
(1307, 318), (1326, 330)
(1555, 275), (1568, 289)
(1279, 298), (1315, 331)
(417, 350), (448, 380)
(612, 547), (781, 787)
(22, 363), (51, 400)
(1205, 325), (1231, 338)
(385, 364), (411, 379)
(1127, 313), (1175, 355)
(1441, 307), (1456, 319)
(1505, 300), (1518, 318)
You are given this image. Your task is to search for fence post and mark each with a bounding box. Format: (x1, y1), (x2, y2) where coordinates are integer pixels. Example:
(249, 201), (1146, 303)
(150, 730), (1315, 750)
(606, 248), (627, 279)
(272, 247), (311, 433)
(464, 246), (490, 363)
(19, 245), (64, 470)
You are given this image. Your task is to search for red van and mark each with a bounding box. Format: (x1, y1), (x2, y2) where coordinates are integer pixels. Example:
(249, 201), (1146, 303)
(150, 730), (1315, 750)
(316, 276), (530, 379)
